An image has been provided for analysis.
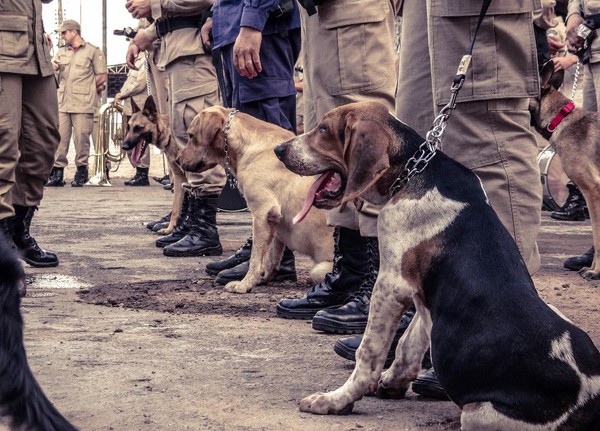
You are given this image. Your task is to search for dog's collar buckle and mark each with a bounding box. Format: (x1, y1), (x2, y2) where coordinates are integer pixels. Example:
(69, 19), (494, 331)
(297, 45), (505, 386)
(546, 101), (575, 134)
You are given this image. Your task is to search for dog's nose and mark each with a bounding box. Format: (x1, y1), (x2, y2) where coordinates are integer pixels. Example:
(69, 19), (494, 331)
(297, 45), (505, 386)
(274, 143), (287, 161)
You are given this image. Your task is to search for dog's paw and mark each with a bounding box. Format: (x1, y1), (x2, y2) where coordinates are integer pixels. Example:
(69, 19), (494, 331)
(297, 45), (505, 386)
(299, 392), (354, 415)
(157, 227), (174, 235)
(579, 267), (600, 280)
(376, 379), (408, 399)
(223, 281), (253, 294)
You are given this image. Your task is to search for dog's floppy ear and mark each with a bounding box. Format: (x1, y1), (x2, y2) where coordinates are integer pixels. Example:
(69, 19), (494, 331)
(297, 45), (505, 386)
(198, 110), (226, 150)
(142, 95), (158, 123)
(341, 112), (391, 203)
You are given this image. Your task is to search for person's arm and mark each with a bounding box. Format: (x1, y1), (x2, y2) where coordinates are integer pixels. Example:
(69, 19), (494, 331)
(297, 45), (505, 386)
(92, 48), (108, 94)
(566, 0), (585, 49)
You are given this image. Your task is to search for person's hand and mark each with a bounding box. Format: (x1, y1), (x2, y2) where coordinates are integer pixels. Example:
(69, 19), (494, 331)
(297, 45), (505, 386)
(566, 14), (586, 51)
(125, 0), (151, 19)
(547, 36), (565, 57)
(552, 55), (578, 71)
(201, 18), (213, 52)
(96, 81), (106, 94)
(45, 33), (54, 50)
(126, 43), (140, 69)
(113, 93), (123, 105)
(132, 31), (153, 52)
(233, 27), (262, 79)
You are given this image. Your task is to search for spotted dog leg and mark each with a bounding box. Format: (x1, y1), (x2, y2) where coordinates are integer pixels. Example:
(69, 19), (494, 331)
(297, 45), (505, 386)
(299, 272), (413, 415)
(377, 299), (432, 398)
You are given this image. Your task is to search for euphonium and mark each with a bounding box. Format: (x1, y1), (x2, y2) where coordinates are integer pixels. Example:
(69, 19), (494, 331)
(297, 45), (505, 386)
(87, 103), (126, 186)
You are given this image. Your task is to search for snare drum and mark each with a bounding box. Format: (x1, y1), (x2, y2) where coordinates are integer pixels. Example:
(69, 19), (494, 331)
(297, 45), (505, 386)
(537, 145), (570, 211)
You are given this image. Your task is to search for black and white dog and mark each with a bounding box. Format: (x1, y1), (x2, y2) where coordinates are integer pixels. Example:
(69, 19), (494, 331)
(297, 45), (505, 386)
(0, 237), (77, 430)
(275, 101), (600, 430)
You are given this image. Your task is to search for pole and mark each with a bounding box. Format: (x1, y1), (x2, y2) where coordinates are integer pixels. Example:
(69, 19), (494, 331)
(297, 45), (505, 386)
(102, 0), (107, 104)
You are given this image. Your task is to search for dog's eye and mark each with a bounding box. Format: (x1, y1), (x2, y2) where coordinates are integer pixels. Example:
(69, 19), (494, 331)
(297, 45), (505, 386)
(319, 126), (328, 133)
(133, 125), (143, 133)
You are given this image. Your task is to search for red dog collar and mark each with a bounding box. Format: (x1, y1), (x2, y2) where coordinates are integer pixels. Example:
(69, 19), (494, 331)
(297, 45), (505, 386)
(546, 101), (575, 134)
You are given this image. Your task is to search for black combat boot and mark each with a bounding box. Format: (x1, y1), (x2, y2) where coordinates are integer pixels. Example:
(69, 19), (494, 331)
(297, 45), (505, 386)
(214, 246), (297, 285)
(12, 205), (59, 268)
(146, 212), (171, 231)
(564, 246), (595, 271)
(0, 217), (17, 250)
(45, 167), (65, 187)
(206, 237), (253, 275)
(551, 182), (586, 221)
(276, 227), (371, 319)
(125, 167), (150, 186)
(163, 194), (223, 257)
(311, 237), (379, 334)
(156, 193), (191, 248)
(333, 306), (416, 367)
(71, 166), (89, 187)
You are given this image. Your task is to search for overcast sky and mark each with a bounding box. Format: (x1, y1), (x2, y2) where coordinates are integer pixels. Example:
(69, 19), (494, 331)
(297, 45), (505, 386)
(42, 0), (137, 65)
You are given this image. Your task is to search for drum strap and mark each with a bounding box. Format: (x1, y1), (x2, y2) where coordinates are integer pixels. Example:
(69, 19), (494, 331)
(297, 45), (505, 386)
(546, 101), (575, 137)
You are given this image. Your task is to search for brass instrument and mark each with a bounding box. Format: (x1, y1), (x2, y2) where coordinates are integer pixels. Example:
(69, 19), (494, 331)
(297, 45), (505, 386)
(87, 103), (126, 186)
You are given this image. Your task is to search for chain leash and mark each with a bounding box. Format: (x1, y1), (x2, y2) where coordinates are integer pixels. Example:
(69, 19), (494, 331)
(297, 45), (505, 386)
(223, 109), (239, 189)
(570, 60), (582, 101)
(388, 57), (469, 196)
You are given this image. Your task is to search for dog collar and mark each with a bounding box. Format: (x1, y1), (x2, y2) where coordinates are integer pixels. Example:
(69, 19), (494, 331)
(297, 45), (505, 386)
(546, 101), (575, 134)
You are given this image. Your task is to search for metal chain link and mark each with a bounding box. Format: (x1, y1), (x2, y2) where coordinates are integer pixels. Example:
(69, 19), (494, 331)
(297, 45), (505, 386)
(571, 60), (582, 101)
(388, 77), (464, 197)
(223, 109), (239, 189)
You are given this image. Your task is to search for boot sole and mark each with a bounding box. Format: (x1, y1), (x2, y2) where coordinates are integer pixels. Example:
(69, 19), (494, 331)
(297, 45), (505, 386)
(275, 304), (320, 320)
(312, 316), (367, 334)
(205, 257), (251, 276)
(163, 246), (223, 257)
(23, 257), (59, 268)
(411, 379), (450, 400)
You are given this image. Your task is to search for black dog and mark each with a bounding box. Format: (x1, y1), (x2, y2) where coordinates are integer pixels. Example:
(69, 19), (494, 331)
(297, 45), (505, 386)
(0, 237), (77, 430)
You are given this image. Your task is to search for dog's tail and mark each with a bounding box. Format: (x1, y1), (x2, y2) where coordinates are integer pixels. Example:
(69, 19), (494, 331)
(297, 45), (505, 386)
(0, 239), (78, 431)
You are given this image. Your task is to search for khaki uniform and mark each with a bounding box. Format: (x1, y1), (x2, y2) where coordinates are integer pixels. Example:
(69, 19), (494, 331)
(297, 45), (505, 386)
(119, 52), (151, 168)
(53, 40), (107, 168)
(568, 0), (600, 111)
(0, 0), (60, 219)
(139, 0), (225, 196)
(396, 0), (542, 274)
(301, 0), (398, 236)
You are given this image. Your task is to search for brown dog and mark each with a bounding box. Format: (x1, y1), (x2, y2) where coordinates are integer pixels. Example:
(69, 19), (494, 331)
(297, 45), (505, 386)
(274, 102), (600, 429)
(530, 62), (600, 280)
(178, 106), (333, 294)
(121, 96), (187, 235)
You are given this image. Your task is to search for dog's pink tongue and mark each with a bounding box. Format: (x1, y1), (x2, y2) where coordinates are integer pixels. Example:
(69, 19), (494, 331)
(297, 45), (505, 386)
(293, 172), (332, 225)
(131, 140), (144, 166)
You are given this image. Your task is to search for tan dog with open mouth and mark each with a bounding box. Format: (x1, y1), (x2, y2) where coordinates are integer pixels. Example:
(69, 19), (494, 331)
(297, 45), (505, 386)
(121, 96), (187, 235)
(177, 106), (333, 293)
(530, 61), (600, 280)
(274, 101), (600, 430)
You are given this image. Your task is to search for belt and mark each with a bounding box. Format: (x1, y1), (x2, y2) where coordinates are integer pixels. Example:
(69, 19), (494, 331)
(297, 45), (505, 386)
(155, 15), (203, 38)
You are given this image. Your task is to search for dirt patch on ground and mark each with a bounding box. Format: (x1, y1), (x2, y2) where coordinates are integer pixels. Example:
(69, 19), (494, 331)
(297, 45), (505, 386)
(12, 184), (600, 431)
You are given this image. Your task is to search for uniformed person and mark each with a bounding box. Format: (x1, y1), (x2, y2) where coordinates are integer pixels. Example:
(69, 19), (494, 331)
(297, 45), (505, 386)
(46, 19), (108, 187)
(0, 0), (60, 268)
(114, 50), (151, 186)
(126, 0), (227, 258)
